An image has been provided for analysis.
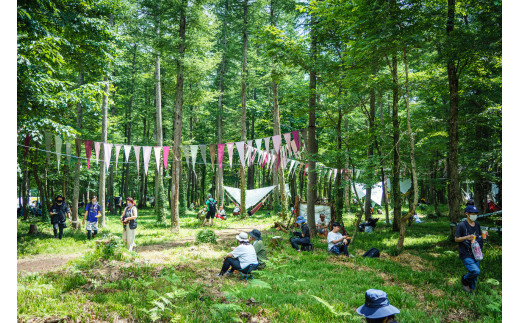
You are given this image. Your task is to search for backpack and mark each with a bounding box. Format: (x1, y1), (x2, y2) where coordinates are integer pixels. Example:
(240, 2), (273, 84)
(362, 248), (380, 258)
(208, 199), (217, 213)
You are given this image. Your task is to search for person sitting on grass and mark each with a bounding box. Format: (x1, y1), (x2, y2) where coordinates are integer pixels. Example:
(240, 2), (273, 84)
(356, 289), (400, 323)
(248, 229), (267, 269)
(217, 232), (258, 277)
(327, 222), (351, 257)
(216, 205), (227, 220)
(290, 216), (310, 252)
(316, 213), (328, 237)
(82, 196), (101, 240)
(232, 204), (241, 216)
(197, 207), (207, 221)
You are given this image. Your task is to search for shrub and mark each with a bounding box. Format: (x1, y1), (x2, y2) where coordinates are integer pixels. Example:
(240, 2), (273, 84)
(196, 229), (217, 244)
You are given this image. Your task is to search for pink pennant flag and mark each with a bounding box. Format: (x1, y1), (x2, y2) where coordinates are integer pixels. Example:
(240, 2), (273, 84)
(249, 149), (257, 167)
(263, 137), (270, 152)
(283, 132), (291, 148)
(84, 140), (93, 169)
(142, 146), (152, 176)
(123, 145), (131, 162)
(236, 141), (245, 168)
(163, 146), (170, 170)
(262, 152), (268, 168)
(94, 142), (101, 165)
(218, 143), (225, 169)
(292, 131), (301, 151)
(103, 143), (113, 171)
(272, 135), (282, 155)
(154, 146), (162, 172)
(133, 146), (141, 175)
(227, 142), (234, 168)
(291, 140), (298, 156)
(114, 144), (122, 169)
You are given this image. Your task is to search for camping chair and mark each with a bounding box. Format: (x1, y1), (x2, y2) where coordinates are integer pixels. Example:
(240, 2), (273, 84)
(239, 263), (260, 282)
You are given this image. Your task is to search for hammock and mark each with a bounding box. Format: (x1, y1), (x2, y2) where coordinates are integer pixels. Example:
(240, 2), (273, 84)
(223, 185), (277, 209)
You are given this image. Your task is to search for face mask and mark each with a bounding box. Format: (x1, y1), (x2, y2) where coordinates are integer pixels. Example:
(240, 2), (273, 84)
(469, 214), (478, 222)
(57, 201), (63, 205)
(127, 203), (132, 207)
(92, 201), (97, 205)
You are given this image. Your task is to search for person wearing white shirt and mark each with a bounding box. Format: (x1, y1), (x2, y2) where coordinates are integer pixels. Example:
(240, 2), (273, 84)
(327, 222), (351, 257)
(316, 213), (328, 237)
(217, 232), (258, 277)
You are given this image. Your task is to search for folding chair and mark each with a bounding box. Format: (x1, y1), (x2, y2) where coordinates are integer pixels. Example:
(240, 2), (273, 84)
(239, 263), (260, 282)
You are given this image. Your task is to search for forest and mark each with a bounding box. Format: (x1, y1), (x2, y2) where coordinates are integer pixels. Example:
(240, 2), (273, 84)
(17, 0), (502, 322)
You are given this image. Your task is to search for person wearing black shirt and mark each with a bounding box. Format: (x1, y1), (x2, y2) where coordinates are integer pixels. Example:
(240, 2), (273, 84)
(290, 216), (310, 251)
(454, 205), (488, 293)
(49, 195), (71, 240)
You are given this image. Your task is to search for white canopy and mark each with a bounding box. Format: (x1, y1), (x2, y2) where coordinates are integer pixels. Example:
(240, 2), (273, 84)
(223, 185), (277, 209)
(351, 181), (385, 206)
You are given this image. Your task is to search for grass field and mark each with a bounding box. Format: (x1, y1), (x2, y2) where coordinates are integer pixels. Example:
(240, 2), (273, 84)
(17, 205), (502, 322)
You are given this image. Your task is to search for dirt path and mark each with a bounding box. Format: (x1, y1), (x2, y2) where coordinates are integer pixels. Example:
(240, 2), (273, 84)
(17, 224), (271, 274)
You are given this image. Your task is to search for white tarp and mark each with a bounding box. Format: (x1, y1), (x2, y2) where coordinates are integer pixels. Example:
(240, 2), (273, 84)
(224, 185), (276, 209)
(351, 182), (385, 205)
(387, 178), (412, 194)
(299, 204), (332, 224)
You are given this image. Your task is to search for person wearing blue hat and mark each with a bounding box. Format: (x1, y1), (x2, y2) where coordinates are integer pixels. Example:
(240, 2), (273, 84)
(356, 289), (400, 322)
(290, 216), (310, 251)
(454, 205), (488, 293)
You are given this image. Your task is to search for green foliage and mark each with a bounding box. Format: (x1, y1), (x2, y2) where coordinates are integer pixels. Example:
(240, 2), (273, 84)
(196, 229), (217, 244)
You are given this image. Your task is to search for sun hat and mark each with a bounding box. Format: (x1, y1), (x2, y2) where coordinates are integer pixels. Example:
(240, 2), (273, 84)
(236, 232), (249, 242)
(295, 216), (306, 224)
(248, 229), (262, 240)
(465, 205), (479, 214)
(356, 289), (400, 319)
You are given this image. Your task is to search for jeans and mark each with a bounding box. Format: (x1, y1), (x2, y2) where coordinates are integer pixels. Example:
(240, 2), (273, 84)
(52, 223), (65, 239)
(220, 257), (241, 275)
(330, 240), (351, 256)
(462, 258), (480, 290)
(290, 237), (310, 250)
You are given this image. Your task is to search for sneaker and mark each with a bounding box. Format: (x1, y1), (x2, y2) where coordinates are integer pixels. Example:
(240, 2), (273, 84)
(461, 275), (472, 293)
(225, 271), (234, 276)
(216, 273), (223, 277)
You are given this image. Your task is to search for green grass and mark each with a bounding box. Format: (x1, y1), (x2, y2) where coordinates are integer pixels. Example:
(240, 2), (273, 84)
(17, 207), (502, 322)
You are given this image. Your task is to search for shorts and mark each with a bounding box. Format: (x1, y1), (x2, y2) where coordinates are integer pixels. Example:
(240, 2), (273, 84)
(206, 211), (215, 219)
(86, 221), (98, 231)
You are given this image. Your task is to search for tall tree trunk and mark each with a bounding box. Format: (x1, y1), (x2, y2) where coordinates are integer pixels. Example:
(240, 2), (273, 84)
(124, 45), (137, 198)
(335, 97), (344, 223)
(98, 75), (108, 227)
(390, 55), (401, 232)
(71, 73), (83, 228)
(238, 0), (248, 218)
(446, 0), (461, 237)
(171, 0), (186, 231)
(306, 13), (318, 236)
(216, 0), (228, 207)
(397, 47), (419, 252)
(365, 87), (376, 221)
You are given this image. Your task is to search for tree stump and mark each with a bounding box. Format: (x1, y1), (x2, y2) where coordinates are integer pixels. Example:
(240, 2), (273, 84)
(28, 224), (38, 235)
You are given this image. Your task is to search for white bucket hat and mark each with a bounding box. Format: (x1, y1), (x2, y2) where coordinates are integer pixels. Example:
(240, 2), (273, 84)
(236, 232), (249, 242)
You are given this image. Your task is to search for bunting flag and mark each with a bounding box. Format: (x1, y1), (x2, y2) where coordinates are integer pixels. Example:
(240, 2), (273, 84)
(249, 149), (257, 167)
(263, 137), (270, 152)
(154, 146), (162, 172)
(65, 141), (72, 163)
(226, 142), (234, 168)
(334, 168), (338, 181)
(182, 146), (190, 168)
(255, 138), (262, 151)
(200, 145), (207, 164)
(272, 134), (282, 155)
(124, 145), (132, 162)
(103, 143), (113, 172)
(328, 169), (333, 181)
(142, 146), (152, 175)
(94, 142), (101, 165)
(114, 144), (122, 169)
(24, 133), (31, 157)
(292, 130), (300, 151)
(209, 144), (216, 170)
(44, 131), (52, 163)
(163, 146), (170, 170)
(288, 160), (296, 174)
(84, 140), (93, 169)
(304, 163), (309, 177)
(190, 145), (198, 171)
(262, 152), (268, 168)
(55, 135), (62, 171)
(247, 140), (253, 150)
(133, 145), (141, 175)
(236, 141), (245, 168)
(283, 132), (292, 149)
(245, 145), (252, 164)
(290, 140), (298, 156)
(217, 144), (225, 169)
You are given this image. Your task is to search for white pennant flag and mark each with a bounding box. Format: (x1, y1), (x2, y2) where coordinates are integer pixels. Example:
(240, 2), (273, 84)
(114, 144), (122, 170)
(154, 146), (162, 172)
(288, 160), (296, 174)
(255, 138), (263, 151)
(103, 143), (113, 171)
(94, 142), (101, 165)
(227, 142), (234, 168)
(272, 134), (282, 154)
(133, 146), (141, 175)
(200, 145), (207, 164)
(55, 136), (62, 171)
(236, 141), (246, 168)
(245, 144), (252, 164)
(142, 146), (152, 176)
(124, 145), (132, 162)
(182, 146), (190, 167)
(190, 145), (198, 171)
(334, 168), (338, 181)
(263, 137), (270, 152)
(65, 141), (72, 163)
(328, 169), (333, 181)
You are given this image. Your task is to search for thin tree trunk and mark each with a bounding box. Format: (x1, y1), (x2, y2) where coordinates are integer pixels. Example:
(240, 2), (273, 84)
(98, 75), (108, 227)
(238, 0), (248, 218)
(390, 55), (401, 232)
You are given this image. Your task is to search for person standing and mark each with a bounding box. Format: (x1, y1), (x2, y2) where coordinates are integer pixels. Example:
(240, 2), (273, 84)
(121, 197), (138, 251)
(82, 196), (101, 240)
(454, 205), (487, 293)
(290, 216), (311, 251)
(327, 222), (351, 257)
(49, 195), (71, 240)
(203, 194), (217, 226)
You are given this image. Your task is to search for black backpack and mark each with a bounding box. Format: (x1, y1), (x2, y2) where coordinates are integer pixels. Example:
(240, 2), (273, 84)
(208, 199), (217, 213)
(362, 248), (380, 258)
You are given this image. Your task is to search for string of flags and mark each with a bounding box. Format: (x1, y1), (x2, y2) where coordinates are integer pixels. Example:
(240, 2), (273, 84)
(19, 128), (353, 181)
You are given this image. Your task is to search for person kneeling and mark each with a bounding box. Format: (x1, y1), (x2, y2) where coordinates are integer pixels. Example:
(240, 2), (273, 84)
(217, 232), (258, 277)
(290, 216), (311, 252)
(327, 222), (351, 257)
